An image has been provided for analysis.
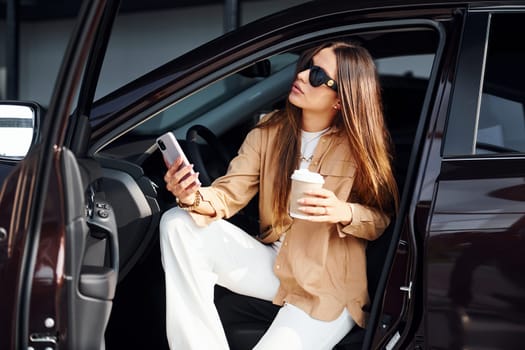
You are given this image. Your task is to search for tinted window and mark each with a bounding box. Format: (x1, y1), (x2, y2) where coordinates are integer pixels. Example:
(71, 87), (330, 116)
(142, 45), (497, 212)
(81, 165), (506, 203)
(98, 28), (438, 166)
(131, 53), (298, 137)
(476, 13), (525, 154)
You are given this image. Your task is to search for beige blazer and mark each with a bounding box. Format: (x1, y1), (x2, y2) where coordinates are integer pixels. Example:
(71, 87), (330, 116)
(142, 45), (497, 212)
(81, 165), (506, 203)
(190, 115), (389, 327)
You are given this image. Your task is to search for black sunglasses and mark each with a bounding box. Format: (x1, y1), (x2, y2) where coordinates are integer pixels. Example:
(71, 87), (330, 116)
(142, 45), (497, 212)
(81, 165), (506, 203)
(303, 61), (338, 92)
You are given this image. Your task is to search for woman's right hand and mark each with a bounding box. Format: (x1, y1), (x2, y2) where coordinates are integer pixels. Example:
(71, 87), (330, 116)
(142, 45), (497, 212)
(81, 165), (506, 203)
(164, 157), (201, 204)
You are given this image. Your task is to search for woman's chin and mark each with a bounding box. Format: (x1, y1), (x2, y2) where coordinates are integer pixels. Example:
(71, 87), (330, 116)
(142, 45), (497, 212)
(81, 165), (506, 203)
(288, 94), (303, 109)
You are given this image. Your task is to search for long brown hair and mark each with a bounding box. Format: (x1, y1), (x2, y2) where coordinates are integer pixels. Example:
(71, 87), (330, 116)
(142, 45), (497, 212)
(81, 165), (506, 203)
(258, 41), (399, 230)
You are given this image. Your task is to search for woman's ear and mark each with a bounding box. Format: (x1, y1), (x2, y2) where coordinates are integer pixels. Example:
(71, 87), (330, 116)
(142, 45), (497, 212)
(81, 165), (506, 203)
(333, 100), (341, 110)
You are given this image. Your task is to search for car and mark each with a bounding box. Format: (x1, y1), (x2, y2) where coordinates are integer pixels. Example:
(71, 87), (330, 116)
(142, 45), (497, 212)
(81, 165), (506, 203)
(1, 0), (525, 349)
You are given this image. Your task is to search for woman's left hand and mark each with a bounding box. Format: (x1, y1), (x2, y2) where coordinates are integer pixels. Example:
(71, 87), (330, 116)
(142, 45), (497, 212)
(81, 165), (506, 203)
(296, 188), (352, 224)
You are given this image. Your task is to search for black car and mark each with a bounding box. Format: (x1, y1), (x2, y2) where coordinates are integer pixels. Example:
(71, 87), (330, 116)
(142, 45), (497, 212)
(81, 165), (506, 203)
(1, 0), (524, 349)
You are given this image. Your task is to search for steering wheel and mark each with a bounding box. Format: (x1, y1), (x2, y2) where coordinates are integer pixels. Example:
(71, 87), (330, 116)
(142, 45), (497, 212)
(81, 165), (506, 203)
(186, 124), (261, 233)
(185, 125), (232, 186)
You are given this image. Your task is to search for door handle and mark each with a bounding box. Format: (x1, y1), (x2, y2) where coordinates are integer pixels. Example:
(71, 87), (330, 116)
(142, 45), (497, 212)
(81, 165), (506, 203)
(81, 198), (119, 300)
(29, 332), (58, 344)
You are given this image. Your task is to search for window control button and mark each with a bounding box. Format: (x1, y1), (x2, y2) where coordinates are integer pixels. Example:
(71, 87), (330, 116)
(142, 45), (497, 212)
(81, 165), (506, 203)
(97, 210), (109, 218)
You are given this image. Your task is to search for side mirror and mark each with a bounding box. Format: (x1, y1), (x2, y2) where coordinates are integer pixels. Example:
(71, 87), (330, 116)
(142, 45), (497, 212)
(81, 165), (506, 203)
(0, 101), (40, 160)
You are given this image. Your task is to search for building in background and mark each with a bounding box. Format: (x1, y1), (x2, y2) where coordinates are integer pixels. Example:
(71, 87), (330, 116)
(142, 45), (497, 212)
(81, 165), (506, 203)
(0, 0), (308, 105)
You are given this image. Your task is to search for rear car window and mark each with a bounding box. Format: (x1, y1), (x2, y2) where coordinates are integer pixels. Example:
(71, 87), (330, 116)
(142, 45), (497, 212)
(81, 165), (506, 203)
(475, 13), (525, 154)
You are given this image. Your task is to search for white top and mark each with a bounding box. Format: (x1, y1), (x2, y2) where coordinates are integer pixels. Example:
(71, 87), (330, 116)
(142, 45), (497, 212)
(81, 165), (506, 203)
(274, 128), (329, 251)
(299, 128), (329, 169)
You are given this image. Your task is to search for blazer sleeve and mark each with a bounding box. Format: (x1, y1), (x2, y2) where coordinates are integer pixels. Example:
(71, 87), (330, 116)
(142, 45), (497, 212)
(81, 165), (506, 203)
(189, 127), (262, 227)
(336, 203), (391, 241)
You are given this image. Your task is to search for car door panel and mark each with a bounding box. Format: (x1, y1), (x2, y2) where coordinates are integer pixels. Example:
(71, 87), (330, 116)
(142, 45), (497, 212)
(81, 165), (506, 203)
(0, 151), (42, 350)
(426, 158), (525, 349)
(0, 1), (121, 348)
(27, 147), (120, 349)
(96, 158), (161, 280)
(424, 9), (525, 350)
(2, 145), (118, 350)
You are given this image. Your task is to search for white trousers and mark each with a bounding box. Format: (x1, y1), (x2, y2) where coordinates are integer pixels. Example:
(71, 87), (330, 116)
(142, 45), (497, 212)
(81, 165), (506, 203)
(159, 207), (355, 350)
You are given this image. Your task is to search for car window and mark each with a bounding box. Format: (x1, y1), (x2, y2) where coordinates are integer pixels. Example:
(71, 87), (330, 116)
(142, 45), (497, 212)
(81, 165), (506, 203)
(96, 27), (439, 165)
(129, 49), (436, 141)
(376, 54), (434, 79)
(475, 13), (525, 154)
(131, 53), (299, 137)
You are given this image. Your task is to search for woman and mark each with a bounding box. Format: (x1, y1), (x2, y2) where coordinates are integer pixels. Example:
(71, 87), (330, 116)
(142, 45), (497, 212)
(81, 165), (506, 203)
(160, 41), (398, 350)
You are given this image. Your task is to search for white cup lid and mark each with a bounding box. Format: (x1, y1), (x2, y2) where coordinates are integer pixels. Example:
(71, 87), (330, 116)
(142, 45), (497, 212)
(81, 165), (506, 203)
(291, 169), (324, 184)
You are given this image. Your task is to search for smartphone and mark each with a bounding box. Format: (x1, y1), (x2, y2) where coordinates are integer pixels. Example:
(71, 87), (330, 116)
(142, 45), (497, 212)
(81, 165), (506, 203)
(156, 132), (201, 186)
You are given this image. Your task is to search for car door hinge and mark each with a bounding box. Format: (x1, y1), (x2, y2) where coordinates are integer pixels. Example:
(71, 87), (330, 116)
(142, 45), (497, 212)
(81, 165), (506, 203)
(400, 281), (412, 299)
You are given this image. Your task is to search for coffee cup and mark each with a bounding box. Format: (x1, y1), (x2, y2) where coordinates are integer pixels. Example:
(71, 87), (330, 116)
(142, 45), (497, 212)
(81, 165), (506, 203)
(289, 169), (325, 219)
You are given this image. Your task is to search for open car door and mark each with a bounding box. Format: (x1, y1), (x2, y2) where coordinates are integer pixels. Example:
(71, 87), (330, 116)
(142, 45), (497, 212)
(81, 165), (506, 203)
(0, 1), (121, 349)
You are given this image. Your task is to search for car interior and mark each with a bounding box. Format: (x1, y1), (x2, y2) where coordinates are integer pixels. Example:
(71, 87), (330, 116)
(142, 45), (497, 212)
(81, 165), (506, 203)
(89, 27), (440, 349)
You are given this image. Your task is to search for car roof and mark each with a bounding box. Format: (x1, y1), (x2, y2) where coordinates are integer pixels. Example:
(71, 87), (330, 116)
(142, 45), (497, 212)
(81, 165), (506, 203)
(249, 0), (523, 33)
(287, 0), (523, 11)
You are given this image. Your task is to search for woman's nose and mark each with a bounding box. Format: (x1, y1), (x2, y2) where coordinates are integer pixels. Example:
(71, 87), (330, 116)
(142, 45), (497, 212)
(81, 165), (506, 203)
(297, 68), (309, 83)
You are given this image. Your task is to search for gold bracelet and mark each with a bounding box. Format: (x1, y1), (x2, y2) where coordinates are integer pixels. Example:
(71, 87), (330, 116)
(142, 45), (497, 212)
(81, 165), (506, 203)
(176, 191), (201, 211)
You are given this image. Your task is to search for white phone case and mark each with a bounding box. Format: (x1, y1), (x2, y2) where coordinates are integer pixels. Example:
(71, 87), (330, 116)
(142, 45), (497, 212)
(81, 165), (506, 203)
(156, 132), (201, 185)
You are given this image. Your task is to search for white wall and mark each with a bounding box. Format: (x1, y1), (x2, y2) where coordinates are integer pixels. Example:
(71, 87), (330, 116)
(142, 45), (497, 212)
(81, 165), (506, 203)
(1, 0), (307, 106)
